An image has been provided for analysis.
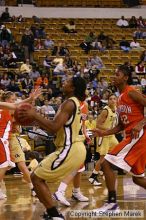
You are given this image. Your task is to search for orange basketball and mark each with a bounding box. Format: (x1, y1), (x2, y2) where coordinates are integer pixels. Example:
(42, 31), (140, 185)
(14, 103), (34, 126)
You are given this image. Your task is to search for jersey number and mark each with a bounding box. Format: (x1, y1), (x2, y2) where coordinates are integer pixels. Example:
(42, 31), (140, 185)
(121, 115), (129, 125)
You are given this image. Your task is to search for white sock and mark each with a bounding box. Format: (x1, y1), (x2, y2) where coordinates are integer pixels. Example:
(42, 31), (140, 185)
(73, 187), (80, 193)
(28, 182), (33, 190)
(58, 182), (67, 193)
(93, 169), (99, 175)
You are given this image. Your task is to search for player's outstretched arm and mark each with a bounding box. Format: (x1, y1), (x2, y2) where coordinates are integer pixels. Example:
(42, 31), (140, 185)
(0, 101), (16, 110)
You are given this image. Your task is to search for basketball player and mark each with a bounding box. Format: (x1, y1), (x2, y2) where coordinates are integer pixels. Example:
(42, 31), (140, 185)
(53, 100), (89, 206)
(0, 89), (41, 197)
(89, 94), (118, 186)
(93, 65), (146, 211)
(16, 76), (87, 220)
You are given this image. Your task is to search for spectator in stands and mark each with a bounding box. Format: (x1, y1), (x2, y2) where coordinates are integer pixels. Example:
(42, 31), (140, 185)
(34, 39), (44, 50)
(140, 50), (146, 62)
(64, 55), (73, 69)
(137, 16), (146, 28)
(58, 43), (70, 56)
(29, 66), (40, 80)
(135, 61), (146, 75)
(104, 36), (115, 50)
(53, 60), (66, 76)
(133, 28), (143, 39)
(17, 15), (24, 23)
(124, 61), (135, 84)
(4, 51), (17, 68)
(20, 59), (32, 75)
(80, 32), (96, 53)
(119, 37), (130, 52)
(116, 16), (129, 27)
(62, 20), (77, 33)
(0, 25), (12, 48)
(41, 99), (56, 116)
(43, 55), (52, 68)
(0, 45), (5, 66)
(0, 73), (10, 88)
(43, 36), (54, 50)
(38, 26), (46, 39)
(21, 28), (34, 63)
(0, 7), (11, 22)
(90, 54), (104, 70)
(35, 73), (49, 89)
(20, 75), (34, 91)
(97, 31), (107, 42)
(32, 15), (42, 23)
(130, 37), (141, 49)
(7, 79), (20, 92)
(129, 16), (137, 28)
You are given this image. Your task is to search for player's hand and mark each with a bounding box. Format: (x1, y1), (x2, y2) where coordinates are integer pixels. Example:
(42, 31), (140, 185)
(91, 129), (105, 137)
(131, 123), (143, 139)
(17, 107), (36, 120)
(29, 88), (42, 100)
(85, 135), (92, 144)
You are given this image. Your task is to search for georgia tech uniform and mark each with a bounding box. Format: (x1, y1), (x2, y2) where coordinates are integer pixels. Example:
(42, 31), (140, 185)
(34, 97), (86, 182)
(96, 105), (119, 156)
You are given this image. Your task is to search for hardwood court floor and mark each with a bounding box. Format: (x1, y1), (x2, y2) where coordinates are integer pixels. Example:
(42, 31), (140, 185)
(0, 172), (146, 220)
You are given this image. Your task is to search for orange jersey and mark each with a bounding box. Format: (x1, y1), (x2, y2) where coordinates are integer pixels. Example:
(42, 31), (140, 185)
(80, 101), (88, 121)
(0, 109), (12, 140)
(117, 85), (144, 136)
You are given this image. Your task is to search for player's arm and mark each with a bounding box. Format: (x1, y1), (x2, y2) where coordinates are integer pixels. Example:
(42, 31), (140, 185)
(131, 117), (146, 139)
(15, 88), (42, 106)
(128, 90), (146, 106)
(0, 101), (16, 110)
(96, 109), (108, 130)
(93, 117), (123, 137)
(16, 99), (75, 134)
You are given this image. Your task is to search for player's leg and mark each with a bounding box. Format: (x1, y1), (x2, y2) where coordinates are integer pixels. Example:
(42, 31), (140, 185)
(0, 167), (8, 199)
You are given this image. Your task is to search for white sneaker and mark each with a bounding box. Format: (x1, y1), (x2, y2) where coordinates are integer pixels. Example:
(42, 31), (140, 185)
(72, 191), (89, 202)
(93, 202), (120, 212)
(89, 177), (102, 186)
(53, 191), (71, 207)
(0, 192), (7, 200)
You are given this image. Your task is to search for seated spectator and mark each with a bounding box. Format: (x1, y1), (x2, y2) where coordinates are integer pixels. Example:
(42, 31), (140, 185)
(130, 37), (141, 49)
(35, 73), (49, 89)
(129, 16), (137, 28)
(119, 37), (130, 52)
(41, 99), (56, 116)
(53, 60), (66, 76)
(137, 16), (146, 28)
(34, 39), (44, 50)
(104, 35), (115, 50)
(124, 61), (135, 84)
(52, 43), (70, 56)
(43, 55), (52, 68)
(97, 31), (107, 43)
(4, 52), (17, 68)
(140, 50), (146, 62)
(133, 28), (143, 39)
(135, 61), (145, 75)
(0, 7), (11, 22)
(90, 54), (104, 70)
(38, 26), (46, 39)
(0, 73), (10, 88)
(17, 15), (24, 23)
(29, 66), (40, 80)
(62, 20), (77, 33)
(64, 55), (73, 68)
(116, 16), (129, 28)
(92, 39), (105, 52)
(32, 15), (42, 23)
(0, 45), (5, 66)
(20, 59), (32, 75)
(0, 25), (12, 48)
(44, 36), (54, 50)
(7, 79), (20, 92)
(80, 32), (96, 53)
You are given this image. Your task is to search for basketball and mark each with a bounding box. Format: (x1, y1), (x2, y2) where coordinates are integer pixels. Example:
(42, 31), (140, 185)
(14, 103), (35, 126)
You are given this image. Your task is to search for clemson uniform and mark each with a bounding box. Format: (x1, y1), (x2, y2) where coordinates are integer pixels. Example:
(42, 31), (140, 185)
(34, 97), (86, 182)
(105, 85), (146, 177)
(0, 109), (15, 168)
(96, 105), (119, 156)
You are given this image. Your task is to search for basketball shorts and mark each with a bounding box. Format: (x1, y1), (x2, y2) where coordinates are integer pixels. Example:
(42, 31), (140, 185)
(9, 134), (30, 163)
(96, 135), (119, 156)
(105, 129), (146, 177)
(0, 138), (15, 168)
(34, 141), (86, 182)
